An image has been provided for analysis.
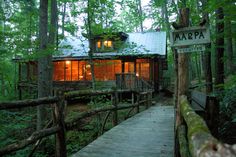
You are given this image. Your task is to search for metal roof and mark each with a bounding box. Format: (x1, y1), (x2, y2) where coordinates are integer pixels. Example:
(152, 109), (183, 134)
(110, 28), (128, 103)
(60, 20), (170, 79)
(54, 32), (166, 59)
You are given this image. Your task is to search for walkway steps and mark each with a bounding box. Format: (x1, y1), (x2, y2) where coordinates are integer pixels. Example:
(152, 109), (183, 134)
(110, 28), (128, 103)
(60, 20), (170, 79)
(72, 105), (174, 157)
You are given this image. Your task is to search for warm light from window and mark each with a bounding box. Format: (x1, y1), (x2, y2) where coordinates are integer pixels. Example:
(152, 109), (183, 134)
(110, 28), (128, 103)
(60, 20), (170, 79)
(66, 61), (71, 65)
(104, 40), (112, 48)
(97, 41), (101, 48)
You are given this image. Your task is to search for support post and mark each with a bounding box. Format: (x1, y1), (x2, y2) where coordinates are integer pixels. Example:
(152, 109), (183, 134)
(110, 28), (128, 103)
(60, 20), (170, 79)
(206, 96), (219, 137)
(54, 92), (66, 157)
(112, 92), (118, 126)
(136, 93), (140, 113)
(145, 93), (148, 109)
(173, 8), (190, 157)
(131, 92), (134, 105)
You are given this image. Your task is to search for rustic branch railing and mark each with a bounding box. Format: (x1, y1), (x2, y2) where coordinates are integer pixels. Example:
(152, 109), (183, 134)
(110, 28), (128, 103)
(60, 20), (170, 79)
(115, 73), (154, 92)
(178, 95), (236, 157)
(0, 89), (153, 157)
(0, 96), (66, 157)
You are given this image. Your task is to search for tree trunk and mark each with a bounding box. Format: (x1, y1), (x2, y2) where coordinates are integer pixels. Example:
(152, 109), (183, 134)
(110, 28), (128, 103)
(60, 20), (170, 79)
(201, 0), (213, 94)
(61, 1), (67, 37)
(136, 0), (143, 32)
(163, 0), (171, 34)
(225, 19), (233, 74)
(37, 0), (50, 130)
(48, 0), (57, 91)
(87, 0), (96, 90)
(215, 6), (224, 90)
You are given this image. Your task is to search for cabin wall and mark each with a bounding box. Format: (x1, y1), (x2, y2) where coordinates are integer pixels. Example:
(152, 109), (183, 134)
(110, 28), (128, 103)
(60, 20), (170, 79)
(17, 57), (164, 99)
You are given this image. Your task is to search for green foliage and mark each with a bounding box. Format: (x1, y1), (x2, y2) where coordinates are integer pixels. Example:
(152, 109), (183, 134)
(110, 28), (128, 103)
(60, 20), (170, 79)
(220, 75), (236, 121)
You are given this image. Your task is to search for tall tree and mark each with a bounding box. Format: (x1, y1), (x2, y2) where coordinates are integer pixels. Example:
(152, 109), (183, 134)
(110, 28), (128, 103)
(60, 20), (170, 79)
(87, 0), (96, 90)
(201, 0), (213, 93)
(215, 5), (224, 91)
(225, 13), (233, 74)
(37, 0), (50, 130)
(136, 0), (144, 32)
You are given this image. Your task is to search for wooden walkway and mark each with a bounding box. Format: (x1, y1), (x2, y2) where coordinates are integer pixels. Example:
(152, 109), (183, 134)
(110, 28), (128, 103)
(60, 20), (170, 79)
(72, 105), (174, 157)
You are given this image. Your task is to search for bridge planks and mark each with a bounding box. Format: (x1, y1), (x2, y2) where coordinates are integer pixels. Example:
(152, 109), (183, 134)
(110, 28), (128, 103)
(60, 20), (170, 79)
(72, 105), (174, 157)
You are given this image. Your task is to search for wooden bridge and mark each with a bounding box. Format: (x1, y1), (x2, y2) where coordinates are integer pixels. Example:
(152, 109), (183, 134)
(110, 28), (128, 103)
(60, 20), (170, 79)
(72, 105), (174, 157)
(0, 73), (236, 157)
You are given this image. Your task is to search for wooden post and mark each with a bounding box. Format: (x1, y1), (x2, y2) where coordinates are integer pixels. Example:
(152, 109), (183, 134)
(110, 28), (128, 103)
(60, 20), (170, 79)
(173, 8), (190, 157)
(176, 8), (190, 127)
(54, 92), (67, 157)
(136, 93), (140, 113)
(112, 92), (118, 126)
(206, 96), (219, 137)
(145, 93), (148, 109)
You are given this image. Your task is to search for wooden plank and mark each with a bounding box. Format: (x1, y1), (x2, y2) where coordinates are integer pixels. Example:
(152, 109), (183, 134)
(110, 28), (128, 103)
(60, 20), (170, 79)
(72, 105), (174, 157)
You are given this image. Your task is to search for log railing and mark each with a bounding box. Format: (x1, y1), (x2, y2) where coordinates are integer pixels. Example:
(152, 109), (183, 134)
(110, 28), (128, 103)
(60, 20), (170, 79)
(178, 95), (236, 157)
(0, 89), (153, 157)
(115, 73), (154, 92)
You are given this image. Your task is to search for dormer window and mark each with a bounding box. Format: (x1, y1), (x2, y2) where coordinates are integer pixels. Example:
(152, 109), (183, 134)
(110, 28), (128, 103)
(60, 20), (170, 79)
(104, 40), (112, 48)
(97, 40), (102, 49)
(96, 39), (113, 52)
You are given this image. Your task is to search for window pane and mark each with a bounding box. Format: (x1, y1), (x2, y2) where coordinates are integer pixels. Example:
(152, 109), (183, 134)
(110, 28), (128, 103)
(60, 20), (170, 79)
(97, 41), (101, 49)
(71, 61), (78, 81)
(65, 61), (71, 81)
(136, 59), (150, 80)
(104, 40), (112, 48)
(125, 62), (134, 73)
(94, 60), (121, 81)
(53, 61), (65, 81)
(78, 61), (86, 80)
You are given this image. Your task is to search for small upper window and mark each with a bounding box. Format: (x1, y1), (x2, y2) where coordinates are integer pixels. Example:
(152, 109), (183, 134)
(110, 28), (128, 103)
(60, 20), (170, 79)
(104, 40), (112, 48)
(97, 41), (101, 49)
(96, 40), (113, 52)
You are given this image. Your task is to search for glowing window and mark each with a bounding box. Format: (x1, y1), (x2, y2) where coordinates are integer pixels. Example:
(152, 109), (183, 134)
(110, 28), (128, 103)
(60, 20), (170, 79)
(97, 41), (101, 49)
(104, 40), (112, 48)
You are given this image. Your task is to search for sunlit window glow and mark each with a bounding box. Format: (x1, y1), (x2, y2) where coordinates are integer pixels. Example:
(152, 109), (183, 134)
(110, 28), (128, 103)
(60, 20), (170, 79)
(104, 40), (112, 48)
(66, 60), (71, 65)
(97, 41), (101, 48)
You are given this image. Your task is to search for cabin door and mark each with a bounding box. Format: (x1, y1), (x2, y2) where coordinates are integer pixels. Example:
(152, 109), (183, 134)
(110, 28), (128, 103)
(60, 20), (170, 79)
(124, 62), (135, 73)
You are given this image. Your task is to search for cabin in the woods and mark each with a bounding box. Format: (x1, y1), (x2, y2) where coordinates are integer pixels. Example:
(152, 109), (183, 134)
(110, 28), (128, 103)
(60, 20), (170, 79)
(16, 31), (167, 98)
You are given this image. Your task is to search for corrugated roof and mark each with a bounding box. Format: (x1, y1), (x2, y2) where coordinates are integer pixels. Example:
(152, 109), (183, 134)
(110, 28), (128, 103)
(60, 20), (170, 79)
(54, 32), (166, 59)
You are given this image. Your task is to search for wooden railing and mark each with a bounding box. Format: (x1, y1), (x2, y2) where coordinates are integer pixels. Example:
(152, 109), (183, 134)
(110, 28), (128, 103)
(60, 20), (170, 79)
(0, 89), (153, 157)
(115, 73), (154, 92)
(177, 96), (236, 157)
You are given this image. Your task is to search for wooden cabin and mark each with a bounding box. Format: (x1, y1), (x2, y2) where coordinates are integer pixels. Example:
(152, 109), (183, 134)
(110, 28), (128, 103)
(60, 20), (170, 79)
(16, 31), (167, 98)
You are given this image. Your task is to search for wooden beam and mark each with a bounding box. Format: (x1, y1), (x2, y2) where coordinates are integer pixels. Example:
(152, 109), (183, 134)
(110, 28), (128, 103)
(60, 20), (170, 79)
(177, 125), (190, 157)
(0, 97), (58, 110)
(180, 95), (236, 157)
(65, 89), (114, 99)
(54, 95), (67, 157)
(65, 102), (145, 130)
(0, 126), (60, 156)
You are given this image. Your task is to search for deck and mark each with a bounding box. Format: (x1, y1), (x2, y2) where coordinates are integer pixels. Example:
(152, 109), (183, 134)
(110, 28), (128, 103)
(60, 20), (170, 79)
(71, 105), (175, 157)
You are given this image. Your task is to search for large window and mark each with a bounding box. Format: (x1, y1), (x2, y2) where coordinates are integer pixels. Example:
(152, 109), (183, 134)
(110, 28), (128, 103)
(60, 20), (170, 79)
(53, 60), (122, 81)
(136, 59), (150, 80)
(94, 60), (121, 81)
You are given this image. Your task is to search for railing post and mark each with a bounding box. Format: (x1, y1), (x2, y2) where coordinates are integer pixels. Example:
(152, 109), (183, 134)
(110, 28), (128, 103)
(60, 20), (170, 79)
(145, 93), (148, 109)
(54, 92), (67, 157)
(136, 93), (140, 113)
(206, 96), (219, 137)
(112, 91), (118, 126)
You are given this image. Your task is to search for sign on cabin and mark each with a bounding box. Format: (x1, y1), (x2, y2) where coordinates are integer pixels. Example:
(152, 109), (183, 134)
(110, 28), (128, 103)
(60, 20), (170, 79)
(170, 26), (210, 47)
(177, 45), (205, 53)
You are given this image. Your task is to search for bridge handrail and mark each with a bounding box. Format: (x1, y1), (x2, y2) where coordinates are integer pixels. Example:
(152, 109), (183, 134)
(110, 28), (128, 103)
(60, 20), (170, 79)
(178, 95), (236, 157)
(115, 73), (154, 92)
(0, 89), (153, 157)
